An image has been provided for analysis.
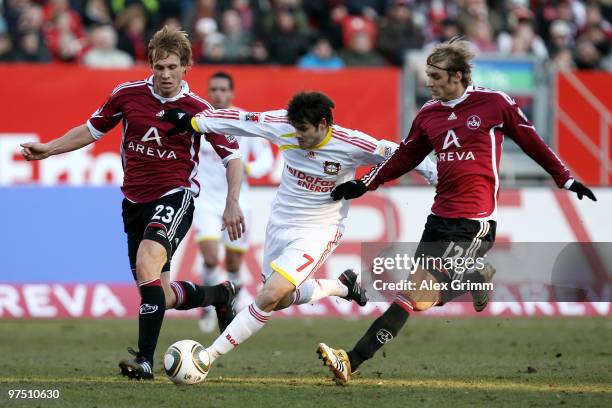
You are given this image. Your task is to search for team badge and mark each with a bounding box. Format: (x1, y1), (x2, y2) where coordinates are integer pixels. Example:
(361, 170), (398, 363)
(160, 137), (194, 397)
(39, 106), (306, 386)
(376, 329), (393, 344)
(245, 112), (260, 122)
(378, 145), (393, 158)
(323, 161), (341, 175)
(467, 115), (481, 130)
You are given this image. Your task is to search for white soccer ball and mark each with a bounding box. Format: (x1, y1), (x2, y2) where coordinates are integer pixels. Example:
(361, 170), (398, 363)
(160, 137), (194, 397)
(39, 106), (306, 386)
(163, 340), (211, 385)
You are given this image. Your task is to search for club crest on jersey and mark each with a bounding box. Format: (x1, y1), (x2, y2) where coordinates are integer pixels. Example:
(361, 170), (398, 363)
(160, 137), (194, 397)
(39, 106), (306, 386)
(323, 161), (341, 175)
(245, 112), (260, 122)
(380, 146), (393, 158)
(467, 115), (481, 130)
(305, 151), (316, 160)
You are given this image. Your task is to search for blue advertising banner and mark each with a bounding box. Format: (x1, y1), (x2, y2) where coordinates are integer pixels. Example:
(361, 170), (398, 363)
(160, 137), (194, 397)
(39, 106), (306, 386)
(2, 187), (129, 283)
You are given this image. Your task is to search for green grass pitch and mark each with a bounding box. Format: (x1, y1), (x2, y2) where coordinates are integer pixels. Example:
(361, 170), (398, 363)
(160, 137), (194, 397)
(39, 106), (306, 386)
(0, 317), (610, 407)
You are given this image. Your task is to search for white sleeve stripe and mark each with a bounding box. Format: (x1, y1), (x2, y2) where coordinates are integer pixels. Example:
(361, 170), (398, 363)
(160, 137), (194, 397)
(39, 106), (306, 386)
(221, 153), (242, 167)
(188, 93), (213, 109)
(86, 120), (104, 140)
(111, 81), (146, 96)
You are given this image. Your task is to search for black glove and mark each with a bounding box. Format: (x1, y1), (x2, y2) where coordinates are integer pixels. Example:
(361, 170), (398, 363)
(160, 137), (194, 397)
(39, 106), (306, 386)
(330, 180), (367, 201)
(568, 180), (597, 201)
(161, 108), (194, 136)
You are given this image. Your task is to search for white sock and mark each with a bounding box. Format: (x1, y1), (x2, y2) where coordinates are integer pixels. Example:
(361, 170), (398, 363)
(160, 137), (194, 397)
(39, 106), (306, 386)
(227, 269), (242, 286)
(292, 279), (348, 305)
(206, 303), (271, 363)
(202, 263), (216, 285)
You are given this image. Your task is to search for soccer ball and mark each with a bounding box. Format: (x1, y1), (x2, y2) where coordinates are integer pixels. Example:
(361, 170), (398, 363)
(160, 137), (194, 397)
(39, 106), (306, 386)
(163, 340), (211, 385)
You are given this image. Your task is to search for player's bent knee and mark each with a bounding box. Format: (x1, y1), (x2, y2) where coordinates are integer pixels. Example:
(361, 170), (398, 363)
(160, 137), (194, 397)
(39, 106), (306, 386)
(413, 301), (436, 311)
(256, 283), (293, 312)
(273, 293), (295, 311)
(135, 240), (167, 282)
(404, 267), (441, 312)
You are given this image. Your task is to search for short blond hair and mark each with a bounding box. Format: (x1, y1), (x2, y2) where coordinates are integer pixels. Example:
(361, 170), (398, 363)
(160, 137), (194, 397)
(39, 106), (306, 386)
(426, 36), (475, 87)
(148, 26), (193, 67)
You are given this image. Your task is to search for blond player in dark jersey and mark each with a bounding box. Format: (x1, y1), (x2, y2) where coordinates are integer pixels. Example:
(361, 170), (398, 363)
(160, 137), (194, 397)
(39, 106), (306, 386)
(20, 26), (245, 380)
(318, 37), (596, 384)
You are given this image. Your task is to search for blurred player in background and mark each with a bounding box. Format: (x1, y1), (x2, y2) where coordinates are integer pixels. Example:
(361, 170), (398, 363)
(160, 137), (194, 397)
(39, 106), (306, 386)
(162, 91), (438, 372)
(20, 26), (245, 381)
(195, 72), (274, 333)
(320, 36), (597, 384)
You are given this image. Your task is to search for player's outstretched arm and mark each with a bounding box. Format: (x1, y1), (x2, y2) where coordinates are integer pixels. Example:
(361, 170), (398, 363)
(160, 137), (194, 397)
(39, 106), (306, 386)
(163, 108), (290, 148)
(21, 124), (95, 161)
(221, 158), (246, 241)
(501, 97), (596, 202)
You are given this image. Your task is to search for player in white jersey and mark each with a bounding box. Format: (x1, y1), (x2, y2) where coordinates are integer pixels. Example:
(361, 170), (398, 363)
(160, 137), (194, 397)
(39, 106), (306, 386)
(194, 72), (274, 333)
(162, 91), (437, 370)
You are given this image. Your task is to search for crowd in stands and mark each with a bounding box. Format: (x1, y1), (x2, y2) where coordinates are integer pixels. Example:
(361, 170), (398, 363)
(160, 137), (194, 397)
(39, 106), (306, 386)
(0, 0), (610, 70)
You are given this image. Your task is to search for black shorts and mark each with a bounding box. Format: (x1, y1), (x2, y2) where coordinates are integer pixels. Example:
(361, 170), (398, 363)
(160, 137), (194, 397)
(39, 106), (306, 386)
(122, 190), (194, 277)
(415, 214), (497, 281)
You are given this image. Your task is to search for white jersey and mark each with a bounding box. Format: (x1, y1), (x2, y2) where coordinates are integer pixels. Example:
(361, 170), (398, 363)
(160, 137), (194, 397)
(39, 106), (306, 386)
(197, 134), (274, 212)
(194, 109), (437, 228)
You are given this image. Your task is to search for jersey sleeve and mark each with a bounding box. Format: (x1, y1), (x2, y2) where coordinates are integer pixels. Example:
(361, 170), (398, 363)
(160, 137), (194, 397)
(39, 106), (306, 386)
(193, 109), (295, 147)
(86, 88), (124, 140)
(500, 95), (572, 188)
(204, 133), (242, 167)
(351, 130), (437, 185)
(361, 114), (434, 190)
(246, 138), (274, 178)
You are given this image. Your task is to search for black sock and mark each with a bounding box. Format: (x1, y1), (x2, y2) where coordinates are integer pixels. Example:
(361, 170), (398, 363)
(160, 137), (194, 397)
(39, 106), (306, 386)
(347, 302), (410, 371)
(171, 281), (228, 310)
(138, 279), (166, 365)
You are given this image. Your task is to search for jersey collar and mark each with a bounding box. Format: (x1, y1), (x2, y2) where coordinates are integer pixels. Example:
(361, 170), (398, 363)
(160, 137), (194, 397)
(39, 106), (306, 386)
(145, 75), (190, 103)
(440, 85), (474, 108)
(279, 126), (333, 151)
(312, 126), (333, 150)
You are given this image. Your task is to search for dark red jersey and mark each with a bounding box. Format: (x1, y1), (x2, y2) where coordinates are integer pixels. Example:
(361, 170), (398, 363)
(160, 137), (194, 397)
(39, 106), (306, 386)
(87, 77), (240, 203)
(362, 86), (572, 219)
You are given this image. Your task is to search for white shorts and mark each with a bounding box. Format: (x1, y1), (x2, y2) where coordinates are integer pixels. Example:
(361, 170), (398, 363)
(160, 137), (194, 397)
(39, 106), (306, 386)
(192, 200), (250, 252)
(262, 223), (344, 287)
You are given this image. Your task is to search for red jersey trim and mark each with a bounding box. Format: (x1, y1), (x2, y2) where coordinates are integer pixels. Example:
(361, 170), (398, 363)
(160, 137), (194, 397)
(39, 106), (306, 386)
(331, 129), (376, 152)
(203, 109), (240, 120)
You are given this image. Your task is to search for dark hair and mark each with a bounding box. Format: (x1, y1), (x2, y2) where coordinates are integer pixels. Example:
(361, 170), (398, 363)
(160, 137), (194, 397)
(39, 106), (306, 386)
(287, 91), (335, 127)
(210, 71), (234, 90)
(426, 36), (474, 87)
